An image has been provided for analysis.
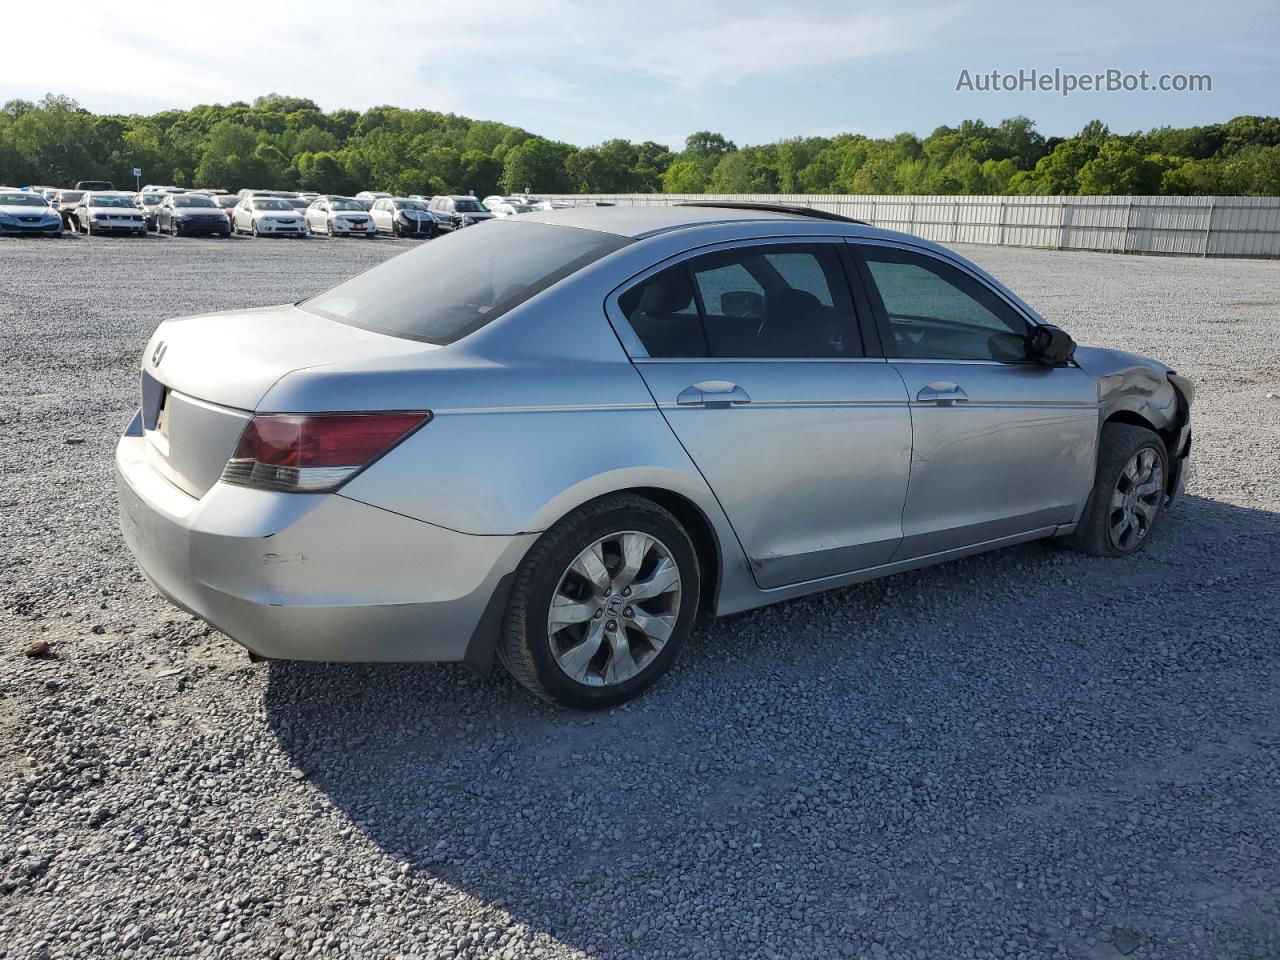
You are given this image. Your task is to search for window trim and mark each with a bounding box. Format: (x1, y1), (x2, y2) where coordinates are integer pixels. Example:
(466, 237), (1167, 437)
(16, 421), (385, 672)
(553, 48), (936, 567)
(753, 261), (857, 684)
(847, 239), (1045, 366)
(606, 236), (879, 362)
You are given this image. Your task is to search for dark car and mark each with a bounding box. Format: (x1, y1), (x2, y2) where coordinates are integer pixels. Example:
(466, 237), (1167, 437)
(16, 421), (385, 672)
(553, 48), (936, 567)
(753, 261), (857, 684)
(425, 195), (495, 232)
(53, 190), (85, 229)
(211, 194), (240, 228)
(157, 193), (231, 237)
(75, 180), (115, 191)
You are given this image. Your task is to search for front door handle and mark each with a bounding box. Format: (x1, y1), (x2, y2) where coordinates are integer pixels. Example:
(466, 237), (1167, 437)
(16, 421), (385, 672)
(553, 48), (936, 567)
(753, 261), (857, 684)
(916, 382), (969, 405)
(677, 381), (752, 408)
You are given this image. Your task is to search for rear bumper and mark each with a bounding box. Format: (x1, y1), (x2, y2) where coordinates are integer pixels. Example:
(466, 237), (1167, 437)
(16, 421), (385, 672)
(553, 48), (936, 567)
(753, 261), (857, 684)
(115, 426), (534, 662)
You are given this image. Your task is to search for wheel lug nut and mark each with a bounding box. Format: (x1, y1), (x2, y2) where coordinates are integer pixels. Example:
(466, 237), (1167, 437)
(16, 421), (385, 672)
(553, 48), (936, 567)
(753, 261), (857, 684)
(606, 620), (618, 632)
(622, 587), (631, 597)
(624, 606), (634, 617)
(593, 609), (603, 619)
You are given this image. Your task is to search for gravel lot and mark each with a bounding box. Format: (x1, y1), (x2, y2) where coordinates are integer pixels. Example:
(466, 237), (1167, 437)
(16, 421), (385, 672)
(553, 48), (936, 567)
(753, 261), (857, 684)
(2, 233), (1278, 960)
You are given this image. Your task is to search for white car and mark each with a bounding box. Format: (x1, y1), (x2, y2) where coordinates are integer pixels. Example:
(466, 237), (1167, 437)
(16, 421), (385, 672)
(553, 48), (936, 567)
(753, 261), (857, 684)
(305, 197), (375, 237)
(482, 194), (527, 211)
(489, 201), (539, 218)
(369, 197), (437, 237)
(232, 196), (308, 237)
(74, 191), (147, 236)
(0, 189), (64, 236)
(355, 190), (392, 207)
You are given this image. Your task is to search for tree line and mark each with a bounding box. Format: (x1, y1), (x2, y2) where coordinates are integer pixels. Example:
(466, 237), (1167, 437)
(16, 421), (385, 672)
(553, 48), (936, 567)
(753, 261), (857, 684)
(2, 93), (1278, 197)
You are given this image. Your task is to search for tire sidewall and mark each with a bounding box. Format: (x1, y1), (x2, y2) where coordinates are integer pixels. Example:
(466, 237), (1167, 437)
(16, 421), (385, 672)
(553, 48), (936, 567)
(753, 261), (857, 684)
(1104, 436), (1167, 554)
(513, 505), (700, 709)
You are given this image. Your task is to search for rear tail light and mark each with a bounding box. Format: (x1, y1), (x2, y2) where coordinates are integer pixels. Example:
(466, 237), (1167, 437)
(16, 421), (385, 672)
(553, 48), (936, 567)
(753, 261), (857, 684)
(221, 411), (430, 492)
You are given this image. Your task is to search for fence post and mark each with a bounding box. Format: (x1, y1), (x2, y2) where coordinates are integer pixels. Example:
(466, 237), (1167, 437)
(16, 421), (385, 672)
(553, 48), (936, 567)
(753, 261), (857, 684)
(1122, 198), (1135, 253)
(1057, 199), (1066, 250)
(1202, 196), (1216, 257)
(908, 199), (916, 234)
(952, 199), (960, 243)
(998, 199), (1007, 246)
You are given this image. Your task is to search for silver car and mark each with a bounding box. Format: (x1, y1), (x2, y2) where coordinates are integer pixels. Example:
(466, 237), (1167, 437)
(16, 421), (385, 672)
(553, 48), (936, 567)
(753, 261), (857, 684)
(115, 203), (1193, 709)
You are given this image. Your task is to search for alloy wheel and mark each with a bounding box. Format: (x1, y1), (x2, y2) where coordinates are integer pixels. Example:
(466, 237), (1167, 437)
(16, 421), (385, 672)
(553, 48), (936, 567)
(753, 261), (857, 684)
(547, 531), (681, 687)
(1109, 447), (1163, 550)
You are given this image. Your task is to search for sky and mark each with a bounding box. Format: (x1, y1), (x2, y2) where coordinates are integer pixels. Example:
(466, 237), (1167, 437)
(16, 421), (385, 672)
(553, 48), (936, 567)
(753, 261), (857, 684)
(7, 0), (1277, 148)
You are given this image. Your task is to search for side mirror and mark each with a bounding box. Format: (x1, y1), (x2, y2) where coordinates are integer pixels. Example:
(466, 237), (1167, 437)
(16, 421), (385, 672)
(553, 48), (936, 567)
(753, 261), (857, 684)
(1026, 324), (1076, 366)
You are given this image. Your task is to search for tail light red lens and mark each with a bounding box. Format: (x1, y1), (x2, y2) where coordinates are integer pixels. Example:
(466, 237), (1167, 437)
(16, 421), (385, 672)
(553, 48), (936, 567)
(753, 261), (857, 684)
(221, 412), (430, 492)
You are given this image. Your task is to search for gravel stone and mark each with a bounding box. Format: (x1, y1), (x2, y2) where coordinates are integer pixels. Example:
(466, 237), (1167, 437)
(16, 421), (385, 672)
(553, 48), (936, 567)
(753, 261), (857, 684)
(1, 235), (1278, 959)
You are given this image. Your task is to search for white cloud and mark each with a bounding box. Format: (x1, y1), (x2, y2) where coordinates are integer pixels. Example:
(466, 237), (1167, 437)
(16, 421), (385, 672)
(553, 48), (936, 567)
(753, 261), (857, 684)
(4, 0), (960, 114)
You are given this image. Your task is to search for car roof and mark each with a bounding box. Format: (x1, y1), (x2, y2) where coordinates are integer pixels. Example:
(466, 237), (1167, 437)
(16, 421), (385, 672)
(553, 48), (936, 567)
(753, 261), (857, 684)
(520, 202), (906, 240)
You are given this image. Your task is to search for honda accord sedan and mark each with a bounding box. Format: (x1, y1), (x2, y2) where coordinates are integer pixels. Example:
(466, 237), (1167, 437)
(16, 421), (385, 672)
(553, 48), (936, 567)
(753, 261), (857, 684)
(116, 203), (1194, 709)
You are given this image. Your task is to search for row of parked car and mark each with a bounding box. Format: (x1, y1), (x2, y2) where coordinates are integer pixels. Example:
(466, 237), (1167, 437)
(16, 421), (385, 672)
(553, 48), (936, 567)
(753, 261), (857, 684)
(0, 181), (613, 239)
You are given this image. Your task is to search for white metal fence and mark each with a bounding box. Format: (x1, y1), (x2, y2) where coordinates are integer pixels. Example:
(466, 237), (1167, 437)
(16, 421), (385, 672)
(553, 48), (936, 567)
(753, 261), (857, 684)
(541, 194), (1280, 258)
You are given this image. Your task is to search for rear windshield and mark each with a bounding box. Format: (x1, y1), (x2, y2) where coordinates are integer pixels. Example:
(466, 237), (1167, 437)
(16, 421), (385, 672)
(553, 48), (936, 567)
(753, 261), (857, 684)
(454, 199), (486, 213)
(301, 220), (629, 345)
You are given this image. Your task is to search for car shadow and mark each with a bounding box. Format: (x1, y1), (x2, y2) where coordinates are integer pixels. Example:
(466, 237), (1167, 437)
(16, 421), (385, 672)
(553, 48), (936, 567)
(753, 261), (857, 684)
(264, 493), (1280, 957)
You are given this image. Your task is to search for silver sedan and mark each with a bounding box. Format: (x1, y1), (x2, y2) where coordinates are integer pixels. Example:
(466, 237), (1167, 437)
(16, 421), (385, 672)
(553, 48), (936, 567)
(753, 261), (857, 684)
(115, 203), (1194, 709)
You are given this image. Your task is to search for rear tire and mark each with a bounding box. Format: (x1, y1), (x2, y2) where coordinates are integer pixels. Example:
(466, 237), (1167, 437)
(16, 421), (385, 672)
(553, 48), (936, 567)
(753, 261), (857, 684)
(1063, 423), (1168, 557)
(501, 494), (701, 710)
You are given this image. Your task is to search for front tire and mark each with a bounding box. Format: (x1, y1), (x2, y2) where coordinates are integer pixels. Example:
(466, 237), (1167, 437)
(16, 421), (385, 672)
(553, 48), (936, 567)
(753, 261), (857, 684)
(1064, 423), (1169, 557)
(500, 494), (700, 710)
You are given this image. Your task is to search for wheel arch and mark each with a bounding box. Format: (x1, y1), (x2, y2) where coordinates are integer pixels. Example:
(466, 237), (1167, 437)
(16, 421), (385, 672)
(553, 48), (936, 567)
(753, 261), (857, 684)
(1102, 408), (1181, 469)
(614, 485), (723, 621)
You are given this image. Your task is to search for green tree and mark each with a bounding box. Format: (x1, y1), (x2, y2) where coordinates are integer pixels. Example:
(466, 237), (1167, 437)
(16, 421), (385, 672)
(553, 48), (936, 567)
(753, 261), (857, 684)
(499, 138), (573, 193)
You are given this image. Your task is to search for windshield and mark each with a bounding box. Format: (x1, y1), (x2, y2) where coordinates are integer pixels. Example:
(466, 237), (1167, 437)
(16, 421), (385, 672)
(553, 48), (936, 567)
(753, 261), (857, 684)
(58, 192), (84, 202)
(394, 200), (426, 211)
(0, 193), (49, 207)
(329, 199), (364, 211)
(214, 196), (239, 208)
(140, 194), (163, 205)
(302, 221), (629, 345)
(286, 198), (310, 209)
(253, 198), (292, 211)
(511, 204), (536, 213)
(92, 195), (136, 208)
(454, 199), (486, 213)
(173, 195), (216, 207)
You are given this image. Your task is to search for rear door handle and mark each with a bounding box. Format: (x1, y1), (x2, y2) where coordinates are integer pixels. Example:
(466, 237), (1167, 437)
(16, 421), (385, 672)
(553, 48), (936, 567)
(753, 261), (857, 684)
(916, 382), (969, 405)
(677, 381), (752, 407)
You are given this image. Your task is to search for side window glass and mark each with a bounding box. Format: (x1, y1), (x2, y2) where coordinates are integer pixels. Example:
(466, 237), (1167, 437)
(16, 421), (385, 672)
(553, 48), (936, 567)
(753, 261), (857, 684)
(861, 248), (1028, 361)
(691, 245), (861, 358)
(618, 267), (706, 358)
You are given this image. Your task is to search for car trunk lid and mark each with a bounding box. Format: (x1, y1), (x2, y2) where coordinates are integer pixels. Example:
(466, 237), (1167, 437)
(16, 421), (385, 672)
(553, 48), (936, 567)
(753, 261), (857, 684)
(138, 304), (431, 498)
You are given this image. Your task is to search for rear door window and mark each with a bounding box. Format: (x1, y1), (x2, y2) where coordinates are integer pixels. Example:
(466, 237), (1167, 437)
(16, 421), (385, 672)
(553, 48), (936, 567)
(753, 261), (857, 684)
(619, 244), (862, 359)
